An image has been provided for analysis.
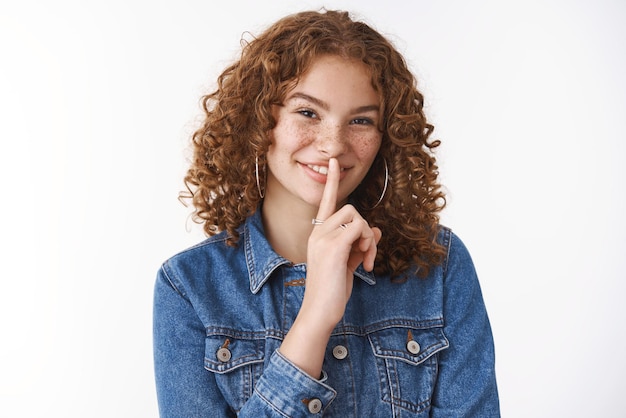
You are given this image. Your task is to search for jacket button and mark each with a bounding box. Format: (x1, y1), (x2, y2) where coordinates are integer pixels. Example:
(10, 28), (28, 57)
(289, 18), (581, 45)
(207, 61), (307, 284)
(406, 340), (421, 355)
(216, 347), (232, 362)
(332, 345), (348, 360)
(307, 398), (322, 413)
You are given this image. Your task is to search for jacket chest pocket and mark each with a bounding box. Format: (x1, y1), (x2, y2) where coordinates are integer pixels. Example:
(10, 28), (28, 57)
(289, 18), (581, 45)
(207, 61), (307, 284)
(204, 334), (265, 412)
(368, 326), (449, 415)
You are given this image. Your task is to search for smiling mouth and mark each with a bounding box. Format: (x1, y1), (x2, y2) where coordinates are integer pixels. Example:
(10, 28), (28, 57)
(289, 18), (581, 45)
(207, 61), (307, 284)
(306, 163), (346, 176)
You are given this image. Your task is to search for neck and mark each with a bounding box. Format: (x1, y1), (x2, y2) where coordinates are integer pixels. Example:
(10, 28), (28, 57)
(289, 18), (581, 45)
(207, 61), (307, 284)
(261, 194), (318, 265)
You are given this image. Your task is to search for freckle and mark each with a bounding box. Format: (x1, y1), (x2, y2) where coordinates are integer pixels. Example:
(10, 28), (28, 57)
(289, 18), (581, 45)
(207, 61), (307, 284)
(299, 127), (315, 147)
(354, 136), (370, 152)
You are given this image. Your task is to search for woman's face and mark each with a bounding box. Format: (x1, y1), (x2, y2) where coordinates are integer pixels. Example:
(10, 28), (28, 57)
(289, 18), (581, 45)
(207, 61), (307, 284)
(266, 55), (383, 210)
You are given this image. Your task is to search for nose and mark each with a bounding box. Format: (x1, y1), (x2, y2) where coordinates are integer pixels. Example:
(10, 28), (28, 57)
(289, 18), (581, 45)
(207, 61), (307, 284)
(317, 123), (347, 157)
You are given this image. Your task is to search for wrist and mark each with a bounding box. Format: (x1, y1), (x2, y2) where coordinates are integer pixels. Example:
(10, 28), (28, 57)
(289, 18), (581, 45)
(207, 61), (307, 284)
(279, 310), (334, 379)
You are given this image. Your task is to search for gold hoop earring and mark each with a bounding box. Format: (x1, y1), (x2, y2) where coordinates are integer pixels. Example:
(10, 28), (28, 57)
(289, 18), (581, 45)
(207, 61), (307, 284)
(368, 158), (389, 210)
(255, 154), (265, 198)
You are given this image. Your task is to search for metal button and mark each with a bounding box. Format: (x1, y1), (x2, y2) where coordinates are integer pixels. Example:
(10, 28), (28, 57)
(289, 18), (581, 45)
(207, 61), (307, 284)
(216, 347), (232, 362)
(332, 345), (348, 360)
(406, 340), (420, 355)
(307, 398), (322, 414)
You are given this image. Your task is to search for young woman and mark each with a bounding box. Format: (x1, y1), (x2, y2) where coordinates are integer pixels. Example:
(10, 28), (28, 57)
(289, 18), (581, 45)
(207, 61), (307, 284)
(154, 10), (500, 417)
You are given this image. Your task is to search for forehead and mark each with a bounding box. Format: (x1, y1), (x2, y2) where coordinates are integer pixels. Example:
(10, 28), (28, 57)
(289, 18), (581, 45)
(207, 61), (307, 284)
(286, 55), (379, 106)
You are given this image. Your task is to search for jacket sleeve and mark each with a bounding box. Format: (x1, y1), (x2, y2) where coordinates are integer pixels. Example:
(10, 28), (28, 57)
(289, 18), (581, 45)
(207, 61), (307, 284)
(430, 232), (501, 417)
(153, 267), (336, 417)
(153, 267), (235, 417)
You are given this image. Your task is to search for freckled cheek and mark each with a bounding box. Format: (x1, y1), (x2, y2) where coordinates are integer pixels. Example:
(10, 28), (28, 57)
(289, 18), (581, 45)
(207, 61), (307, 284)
(350, 133), (382, 160)
(277, 124), (316, 149)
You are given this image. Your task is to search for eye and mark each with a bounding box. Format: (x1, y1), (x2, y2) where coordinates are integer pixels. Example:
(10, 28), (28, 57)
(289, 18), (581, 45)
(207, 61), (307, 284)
(297, 109), (318, 119)
(351, 117), (374, 125)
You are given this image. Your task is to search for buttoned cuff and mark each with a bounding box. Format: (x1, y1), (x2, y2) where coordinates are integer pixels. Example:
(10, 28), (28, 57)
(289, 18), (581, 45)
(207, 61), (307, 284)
(254, 350), (336, 416)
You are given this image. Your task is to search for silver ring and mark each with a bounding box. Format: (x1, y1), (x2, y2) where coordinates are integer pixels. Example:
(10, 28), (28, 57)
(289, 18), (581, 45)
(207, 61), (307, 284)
(311, 218), (324, 225)
(339, 223), (348, 230)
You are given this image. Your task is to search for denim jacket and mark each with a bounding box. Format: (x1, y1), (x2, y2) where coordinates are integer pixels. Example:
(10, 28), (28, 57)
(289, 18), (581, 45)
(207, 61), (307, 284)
(153, 210), (500, 417)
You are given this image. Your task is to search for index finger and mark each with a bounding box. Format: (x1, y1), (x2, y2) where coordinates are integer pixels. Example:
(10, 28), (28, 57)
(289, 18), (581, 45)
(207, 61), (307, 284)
(315, 157), (340, 222)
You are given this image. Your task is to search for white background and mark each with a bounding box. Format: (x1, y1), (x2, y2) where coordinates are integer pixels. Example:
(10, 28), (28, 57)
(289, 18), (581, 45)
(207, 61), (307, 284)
(1, 0), (624, 416)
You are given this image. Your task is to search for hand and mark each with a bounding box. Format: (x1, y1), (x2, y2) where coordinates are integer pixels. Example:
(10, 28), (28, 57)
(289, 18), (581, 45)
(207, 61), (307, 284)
(303, 157), (382, 327)
(279, 158), (382, 379)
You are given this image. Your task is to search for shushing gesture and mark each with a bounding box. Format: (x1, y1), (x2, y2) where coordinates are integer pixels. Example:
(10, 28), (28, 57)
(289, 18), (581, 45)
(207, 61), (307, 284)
(279, 158), (382, 378)
(306, 157), (382, 325)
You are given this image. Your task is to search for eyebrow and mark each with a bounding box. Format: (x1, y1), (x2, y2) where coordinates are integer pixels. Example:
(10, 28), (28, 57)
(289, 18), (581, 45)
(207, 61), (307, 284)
(287, 92), (379, 114)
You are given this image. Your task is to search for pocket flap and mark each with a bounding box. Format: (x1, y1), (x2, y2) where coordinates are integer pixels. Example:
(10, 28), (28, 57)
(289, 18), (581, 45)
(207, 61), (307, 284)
(204, 334), (265, 374)
(368, 327), (449, 366)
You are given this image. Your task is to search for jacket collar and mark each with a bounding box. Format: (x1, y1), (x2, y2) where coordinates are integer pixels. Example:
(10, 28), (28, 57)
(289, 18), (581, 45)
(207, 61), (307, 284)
(243, 209), (376, 294)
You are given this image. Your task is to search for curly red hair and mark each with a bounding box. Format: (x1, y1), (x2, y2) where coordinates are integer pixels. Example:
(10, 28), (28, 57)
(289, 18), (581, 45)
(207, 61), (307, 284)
(181, 9), (446, 278)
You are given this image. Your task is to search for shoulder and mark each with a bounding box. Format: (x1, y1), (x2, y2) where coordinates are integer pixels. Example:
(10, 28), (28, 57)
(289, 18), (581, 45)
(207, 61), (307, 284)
(163, 232), (230, 272)
(436, 225), (476, 275)
(158, 230), (245, 297)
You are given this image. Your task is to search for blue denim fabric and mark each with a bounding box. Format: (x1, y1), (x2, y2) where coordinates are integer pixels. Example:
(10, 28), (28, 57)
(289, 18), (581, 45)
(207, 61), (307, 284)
(153, 209), (500, 417)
